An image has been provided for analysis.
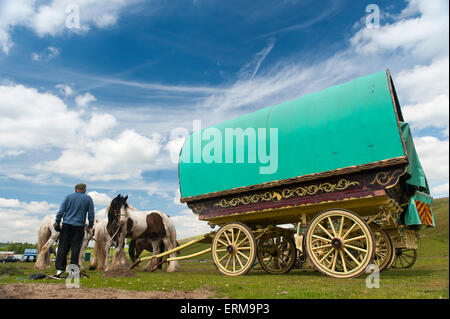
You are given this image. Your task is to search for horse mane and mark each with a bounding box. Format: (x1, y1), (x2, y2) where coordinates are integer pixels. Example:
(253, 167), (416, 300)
(127, 205), (138, 211)
(106, 203), (115, 223)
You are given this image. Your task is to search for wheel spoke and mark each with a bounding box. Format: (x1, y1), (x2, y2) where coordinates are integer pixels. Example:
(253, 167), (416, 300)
(224, 254), (232, 269)
(217, 239), (229, 247)
(318, 223), (334, 240)
(344, 247), (361, 266)
(328, 217), (337, 237)
(232, 255), (236, 272)
(312, 243), (332, 251)
(223, 230), (232, 245)
(218, 253), (230, 263)
(237, 250), (250, 260)
(236, 236), (249, 248)
(312, 235), (331, 242)
(234, 229), (241, 245)
(339, 250), (348, 273)
(344, 235), (367, 243)
(319, 247), (335, 263)
(338, 216), (345, 237)
(345, 244), (367, 253)
(235, 253), (244, 268)
(341, 222), (357, 240)
(331, 250), (338, 271)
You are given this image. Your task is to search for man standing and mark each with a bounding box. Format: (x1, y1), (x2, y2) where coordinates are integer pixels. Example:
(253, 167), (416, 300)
(54, 183), (95, 277)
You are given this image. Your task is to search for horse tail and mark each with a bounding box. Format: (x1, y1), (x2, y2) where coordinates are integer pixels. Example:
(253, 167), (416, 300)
(90, 221), (107, 270)
(34, 216), (52, 270)
(129, 239), (137, 262)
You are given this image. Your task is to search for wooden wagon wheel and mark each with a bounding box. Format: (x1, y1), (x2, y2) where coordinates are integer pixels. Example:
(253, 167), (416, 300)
(212, 222), (256, 276)
(370, 224), (395, 271)
(391, 248), (417, 269)
(305, 209), (375, 279)
(257, 233), (296, 274)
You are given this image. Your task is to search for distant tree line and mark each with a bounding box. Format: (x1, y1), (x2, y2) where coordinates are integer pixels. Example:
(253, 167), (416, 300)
(0, 242), (37, 254)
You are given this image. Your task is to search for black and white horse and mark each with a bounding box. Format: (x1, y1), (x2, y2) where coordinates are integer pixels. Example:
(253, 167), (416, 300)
(106, 195), (179, 272)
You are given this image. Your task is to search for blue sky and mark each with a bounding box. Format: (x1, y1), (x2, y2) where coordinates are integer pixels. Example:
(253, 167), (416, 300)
(0, 0), (448, 242)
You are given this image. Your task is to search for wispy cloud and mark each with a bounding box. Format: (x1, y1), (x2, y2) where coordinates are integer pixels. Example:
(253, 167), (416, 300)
(239, 38), (276, 81)
(31, 46), (60, 61)
(254, 0), (342, 39)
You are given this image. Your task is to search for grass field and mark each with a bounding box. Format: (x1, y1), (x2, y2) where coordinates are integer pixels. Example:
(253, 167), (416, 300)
(1, 197), (448, 299)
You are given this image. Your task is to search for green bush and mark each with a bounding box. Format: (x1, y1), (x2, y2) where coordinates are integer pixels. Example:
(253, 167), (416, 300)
(0, 264), (23, 276)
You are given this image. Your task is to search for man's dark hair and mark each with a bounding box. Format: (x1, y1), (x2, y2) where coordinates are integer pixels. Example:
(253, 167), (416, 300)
(75, 183), (87, 191)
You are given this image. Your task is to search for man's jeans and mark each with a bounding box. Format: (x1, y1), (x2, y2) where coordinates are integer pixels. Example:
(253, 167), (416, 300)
(55, 223), (85, 271)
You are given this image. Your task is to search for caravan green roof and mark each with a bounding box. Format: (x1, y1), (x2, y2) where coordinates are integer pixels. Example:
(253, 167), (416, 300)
(179, 70), (409, 201)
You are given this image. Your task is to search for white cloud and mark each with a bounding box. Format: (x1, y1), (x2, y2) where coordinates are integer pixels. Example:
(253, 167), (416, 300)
(395, 57), (449, 104)
(75, 92), (96, 108)
(55, 84), (74, 98)
(413, 136), (449, 196)
(83, 113), (117, 137)
(87, 191), (112, 207)
(432, 182), (449, 198)
(0, 83), (164, 182)
(95, 207), (107, 221)
(0, 198), (21, 207)
(403, 92), (449, 133)
(0, 0), (141, 54)
(170, 210), (216, 239)
(172, 188), (183, 206)
(165, 136), (187, 164)
(350, 0), (449, 60)
(38, 130), (163, 181)
(0, 197), (58, 242)
(0, 84), (81, 150)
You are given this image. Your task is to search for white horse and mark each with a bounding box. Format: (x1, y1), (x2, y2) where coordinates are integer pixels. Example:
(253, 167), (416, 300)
(35, 215), (94, 271)
(106, 195), (179, 272)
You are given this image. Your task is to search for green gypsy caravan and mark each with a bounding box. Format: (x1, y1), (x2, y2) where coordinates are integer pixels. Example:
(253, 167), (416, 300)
(134, 70), (434, 278)
(177, 69), (434, 278)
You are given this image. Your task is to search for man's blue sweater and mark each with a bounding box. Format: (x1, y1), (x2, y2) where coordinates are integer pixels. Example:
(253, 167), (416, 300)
(55, 192), (95, 228)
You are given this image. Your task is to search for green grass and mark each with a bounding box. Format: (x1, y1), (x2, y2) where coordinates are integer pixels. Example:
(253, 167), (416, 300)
(1, 197), (448, 299)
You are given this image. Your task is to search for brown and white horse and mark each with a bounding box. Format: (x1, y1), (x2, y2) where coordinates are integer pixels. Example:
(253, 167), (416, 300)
(35, 215), (94, 270)
(106, 195), (179, 272)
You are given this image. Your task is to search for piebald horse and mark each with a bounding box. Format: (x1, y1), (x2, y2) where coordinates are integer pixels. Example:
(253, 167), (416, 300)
(35, 215), (94, 270)
(106, 195), (179, 272)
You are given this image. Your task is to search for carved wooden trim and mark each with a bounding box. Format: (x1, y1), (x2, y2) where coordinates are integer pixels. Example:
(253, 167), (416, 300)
(181, 156), (408, 203)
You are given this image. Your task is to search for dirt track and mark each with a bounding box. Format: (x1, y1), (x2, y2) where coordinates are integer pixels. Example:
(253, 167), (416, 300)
(0, 283), (215, 299)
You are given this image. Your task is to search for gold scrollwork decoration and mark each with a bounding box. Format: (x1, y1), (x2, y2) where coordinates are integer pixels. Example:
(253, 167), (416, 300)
(190, 203), (207, 214)
(369, 169), (405, 186)
(213, 179), (360, 208)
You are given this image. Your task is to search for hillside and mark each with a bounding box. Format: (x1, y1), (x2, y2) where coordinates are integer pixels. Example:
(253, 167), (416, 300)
(422, 197), (449, 242)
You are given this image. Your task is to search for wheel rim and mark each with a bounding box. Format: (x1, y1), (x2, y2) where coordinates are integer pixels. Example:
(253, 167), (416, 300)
(212, 223), (256, 276)
(257, 234), (296, 274)
(371, 226), (394, 271)
(306, 210), (374, 278)
(392, 248), (417, 269)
